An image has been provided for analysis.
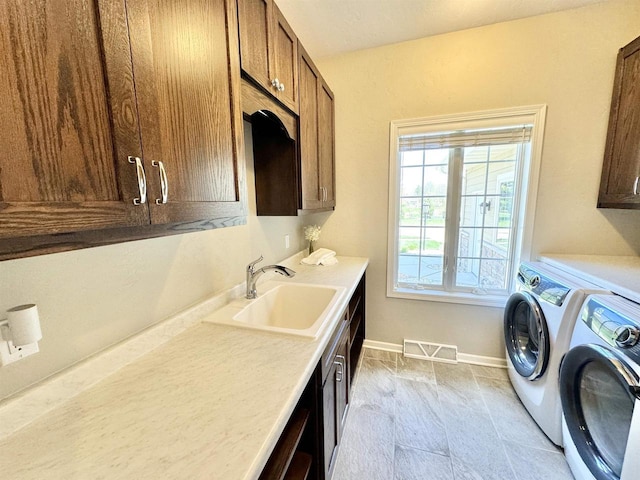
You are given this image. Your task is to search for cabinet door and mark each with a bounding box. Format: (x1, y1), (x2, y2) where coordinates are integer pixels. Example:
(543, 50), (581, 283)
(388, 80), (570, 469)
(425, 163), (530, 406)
(598, 35), (640, 209)
(0, 0), (149, 244)
(322, 326), (349, 479)
(298, 49), (322, 211)
(322, 359), (339, 478)
(237, 0), (272, 90)
(336, 328), (350, 434)
(318, 79), (336, 208)
(272, 5), (298, 113)
(126, 0), (245, 225)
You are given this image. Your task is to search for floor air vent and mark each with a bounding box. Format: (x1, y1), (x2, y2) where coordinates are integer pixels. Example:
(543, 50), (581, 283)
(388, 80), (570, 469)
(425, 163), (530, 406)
(403, 339), (458, 364)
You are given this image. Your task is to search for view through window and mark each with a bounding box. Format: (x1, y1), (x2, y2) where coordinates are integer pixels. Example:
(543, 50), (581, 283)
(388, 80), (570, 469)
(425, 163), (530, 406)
(388, 107), (545, 304)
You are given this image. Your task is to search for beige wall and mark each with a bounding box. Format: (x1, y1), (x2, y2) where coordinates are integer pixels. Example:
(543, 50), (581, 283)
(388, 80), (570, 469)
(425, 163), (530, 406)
(0, 122), (326, 400)
(316, 0), (640, 358)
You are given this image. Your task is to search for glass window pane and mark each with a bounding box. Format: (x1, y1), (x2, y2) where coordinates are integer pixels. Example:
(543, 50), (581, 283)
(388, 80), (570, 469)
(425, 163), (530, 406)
(495, 228), (511, 248)
(400, 150), (423, 167)
(422, 227), (445, 255)
(397, 255), (444, 286)
(397, 254), (419, 283)
(489, 144), (518, 162)
(399, 198), (422, 226)
(487, 162), (516, 195)
(399, 227), (420, 254)
(458, 226), (483, 258)
(478, 259), (509, 290)
(420, 256), (443, 285)
(462, 162), (487, 196)
(456, 257), (480, 288)
(423, 165), (448, 196)
(423, 197), (447, 226)
(464, 146), (489, 164)
(400, 166), (423, 196)
(459, 195), (486, 228)
(424, 148), (450, 166)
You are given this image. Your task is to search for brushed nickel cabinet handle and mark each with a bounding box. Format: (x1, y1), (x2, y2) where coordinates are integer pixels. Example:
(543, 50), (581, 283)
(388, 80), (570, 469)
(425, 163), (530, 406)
(152, 160), (168, 204)
(128, 156), (147, 205)
(278, 82), (285, 92)
(334, 359), (344, 382)
(634, 176), (639, 195)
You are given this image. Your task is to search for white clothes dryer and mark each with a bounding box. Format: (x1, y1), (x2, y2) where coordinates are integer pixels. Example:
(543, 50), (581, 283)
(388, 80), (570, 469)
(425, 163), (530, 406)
(504, 262), (610, 446)
(560, 294), (640, 480)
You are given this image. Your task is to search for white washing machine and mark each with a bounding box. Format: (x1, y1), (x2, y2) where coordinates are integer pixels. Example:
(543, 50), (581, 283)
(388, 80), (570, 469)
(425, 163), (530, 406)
(503, 262), (610, 446)
(560, 294), (640, 480)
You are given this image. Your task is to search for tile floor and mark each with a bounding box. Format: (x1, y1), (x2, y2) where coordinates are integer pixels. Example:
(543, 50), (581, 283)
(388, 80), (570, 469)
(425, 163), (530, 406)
(332, 348), (574, 480)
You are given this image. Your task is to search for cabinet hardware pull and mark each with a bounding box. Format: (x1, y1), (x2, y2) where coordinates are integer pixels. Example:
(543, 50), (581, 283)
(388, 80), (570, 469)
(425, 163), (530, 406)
(335, 354), (346, 382)
(152, 160), (168, 204)
(128, 156), (147, 205)
(278, 82), (285, 92)
(634, 176), (639, 195)
(334, 358), (344, 382)
(271, 78), (280, 90)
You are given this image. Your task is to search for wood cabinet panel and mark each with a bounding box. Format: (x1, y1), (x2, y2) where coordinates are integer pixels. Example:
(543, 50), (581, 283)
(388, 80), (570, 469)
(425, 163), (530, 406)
(321, 321), (349, 479)
(318, 80), (336, 208)
(237, 0), (298, 113)
(598, 35), (640, 209)
(272, 5), (298, 112)
(237, 0), (272, 90)
(0, 0), (149, 240)
(298, 51), (322, 211)
(0, 0), (245, 259)
(126, 0), (245, 224)
(298, 45), (335, 213)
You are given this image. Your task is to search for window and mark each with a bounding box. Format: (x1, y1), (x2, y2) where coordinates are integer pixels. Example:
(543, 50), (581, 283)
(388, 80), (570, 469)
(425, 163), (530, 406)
(387, 106), (546, 306)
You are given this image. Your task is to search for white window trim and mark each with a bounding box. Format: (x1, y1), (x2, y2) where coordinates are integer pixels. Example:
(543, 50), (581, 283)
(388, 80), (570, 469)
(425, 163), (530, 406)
(387, 105), (547, 307)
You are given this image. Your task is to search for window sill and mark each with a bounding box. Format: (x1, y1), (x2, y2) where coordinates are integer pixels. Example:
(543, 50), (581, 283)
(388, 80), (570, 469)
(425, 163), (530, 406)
(388, 287), (509, 308)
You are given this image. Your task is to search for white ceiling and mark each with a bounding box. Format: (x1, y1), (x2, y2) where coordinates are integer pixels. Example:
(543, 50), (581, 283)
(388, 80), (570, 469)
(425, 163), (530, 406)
(276, 0), (606, 59)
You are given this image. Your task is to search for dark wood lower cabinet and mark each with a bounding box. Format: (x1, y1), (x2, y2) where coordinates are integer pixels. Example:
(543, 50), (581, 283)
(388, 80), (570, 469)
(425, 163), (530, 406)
(322, 320), (349, 479)
(260, 273), (366, 480)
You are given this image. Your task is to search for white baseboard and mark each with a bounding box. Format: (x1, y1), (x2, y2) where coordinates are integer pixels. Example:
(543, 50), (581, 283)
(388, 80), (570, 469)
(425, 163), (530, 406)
(457, 353), (507, 368)
(362, 339), (403, 353)
(362, 339), (507, 368)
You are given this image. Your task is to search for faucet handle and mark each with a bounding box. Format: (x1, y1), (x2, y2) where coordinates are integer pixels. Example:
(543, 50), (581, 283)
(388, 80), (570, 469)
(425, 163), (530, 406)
(247, 255), (264, 272)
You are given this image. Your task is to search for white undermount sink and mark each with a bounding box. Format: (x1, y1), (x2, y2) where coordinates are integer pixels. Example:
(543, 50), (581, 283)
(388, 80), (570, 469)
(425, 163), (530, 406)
(204, 282), (346, 339)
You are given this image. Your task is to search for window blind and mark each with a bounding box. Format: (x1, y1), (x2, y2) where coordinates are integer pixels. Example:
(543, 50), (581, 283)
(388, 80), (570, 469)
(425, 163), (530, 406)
(399, 125), (532, 151)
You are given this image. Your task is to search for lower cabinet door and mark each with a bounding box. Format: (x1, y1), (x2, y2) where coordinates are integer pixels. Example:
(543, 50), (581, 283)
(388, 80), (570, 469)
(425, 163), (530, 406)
(322, 328), (350, 478)
(322, 360), (339, 478)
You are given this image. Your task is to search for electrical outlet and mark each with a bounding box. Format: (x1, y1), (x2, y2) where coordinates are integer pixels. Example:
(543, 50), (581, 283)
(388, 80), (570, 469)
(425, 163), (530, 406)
(285, 234), (290, 249)
(0, 339), (39, 366)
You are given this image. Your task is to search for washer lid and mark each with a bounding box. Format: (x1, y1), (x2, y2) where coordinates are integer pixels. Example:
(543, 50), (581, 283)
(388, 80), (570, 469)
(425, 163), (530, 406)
(504, 291), (550, 380)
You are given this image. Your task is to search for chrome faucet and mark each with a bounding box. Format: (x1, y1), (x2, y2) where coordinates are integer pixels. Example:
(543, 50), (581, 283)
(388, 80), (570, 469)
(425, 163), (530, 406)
(246, 255), (296, 299)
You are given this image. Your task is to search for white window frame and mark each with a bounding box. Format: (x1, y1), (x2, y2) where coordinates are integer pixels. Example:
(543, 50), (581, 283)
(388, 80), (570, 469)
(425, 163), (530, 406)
(387, 105), (546, 307)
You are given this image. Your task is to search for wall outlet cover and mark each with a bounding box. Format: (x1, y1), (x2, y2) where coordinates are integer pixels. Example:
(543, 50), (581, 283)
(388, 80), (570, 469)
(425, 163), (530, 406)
(0, 339), (39, 366)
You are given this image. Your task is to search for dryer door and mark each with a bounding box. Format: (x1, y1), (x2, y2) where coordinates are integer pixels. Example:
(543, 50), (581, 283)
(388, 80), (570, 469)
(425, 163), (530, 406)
(504, 291), (550, 380)
(560, 344), (640, 480)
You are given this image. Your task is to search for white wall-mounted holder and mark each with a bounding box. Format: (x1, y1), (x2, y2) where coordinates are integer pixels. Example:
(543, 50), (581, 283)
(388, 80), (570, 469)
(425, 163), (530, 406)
(0, 304), (42, 366)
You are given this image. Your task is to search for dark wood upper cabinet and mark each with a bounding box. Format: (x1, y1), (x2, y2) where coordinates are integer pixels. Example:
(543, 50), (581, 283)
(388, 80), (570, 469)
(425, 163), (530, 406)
(299, 45), (335, 212)
(598, 34), (640, 209)
(0, 0), (149, 240)
(0, 0), (245, 260)
(237, 0), (298, 113)
(125, 0), (245, 225)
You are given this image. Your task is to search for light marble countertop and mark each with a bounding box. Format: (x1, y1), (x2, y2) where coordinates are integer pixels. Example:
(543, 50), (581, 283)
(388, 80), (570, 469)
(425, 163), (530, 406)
(539, 254), (640, 304)
(0, 254), (368, 480)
